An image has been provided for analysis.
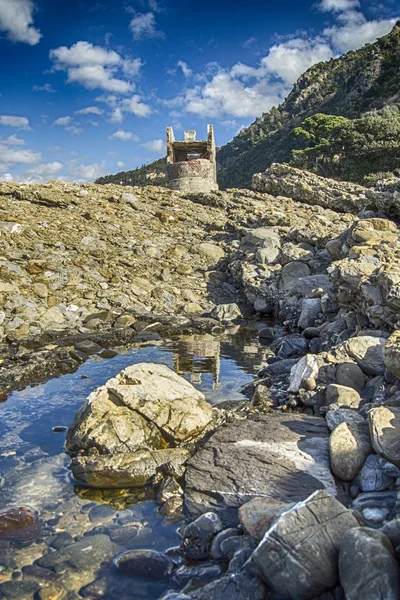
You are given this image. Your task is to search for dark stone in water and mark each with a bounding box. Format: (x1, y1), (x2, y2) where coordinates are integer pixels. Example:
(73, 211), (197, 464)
(0, 506), (40, 541)
(0, 581), (40, 599)
(88, 504), (115, 523)
(49, 531), (74, 550)
(0, 390), (8, 402)
(182, 512), (224, 560)
(210, 528), (240, 562)
(37, 534), (115, 571)
(52, 426), (67, 433)
(114, 549), (177, 579)
(172, 564), (222, 588)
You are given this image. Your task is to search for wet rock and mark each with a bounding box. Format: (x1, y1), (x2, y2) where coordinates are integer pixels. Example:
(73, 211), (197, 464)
(88, 504), (115, 523)
(384, 330), (400, 378)
(172, 564), (222, 588)
(71, 448), (189, 488)
(369, 406), (400, 466)
(36, 534), (115, 571)
(253, 490), (359, 600)
(182, 512), (224, 560)
(238, 497), (289, 540)
(345, 336), (386, 376)
(358, 454), (395, 492)
(211, 304), (241, 321)
(114, 549), (176, 579)
(184, 413), (335, 526)
(329, 421), (372, 481)
(325, 384), (361, 408)
(0, 506), (40, 541)
(0, 581), (40, 599)
(339, 528), (399, 600)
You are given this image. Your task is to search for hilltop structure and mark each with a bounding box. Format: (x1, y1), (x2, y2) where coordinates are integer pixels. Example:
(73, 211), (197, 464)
(166, 125), (218, 192)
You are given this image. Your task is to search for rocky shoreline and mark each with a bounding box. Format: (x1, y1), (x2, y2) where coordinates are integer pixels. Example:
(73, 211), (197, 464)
(2, 166), (400, 599)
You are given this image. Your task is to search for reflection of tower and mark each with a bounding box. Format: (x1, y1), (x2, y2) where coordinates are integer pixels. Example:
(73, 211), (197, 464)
(173, 334), (220, 389)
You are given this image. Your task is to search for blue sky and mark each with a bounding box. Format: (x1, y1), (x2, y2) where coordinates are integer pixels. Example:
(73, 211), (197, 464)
(0, 0), (398, 183)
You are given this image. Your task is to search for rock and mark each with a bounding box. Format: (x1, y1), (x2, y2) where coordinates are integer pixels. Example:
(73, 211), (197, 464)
(115, 314), (136, 328)
(184, 413), (335, 526)
(0, 581), (40, 599)
(253, 490), (359, 600)
(255, 246), (280, 265)
(188, 572), (265, 600)
(37, 534), (115, 571)
(345, 336), (386, 375)
(74, 339), (102, 355)
(352, 490), (396, 523)
(238, 497), (288, 540)
(358, 454), (395, 492)
(210, 528), (239, 562)
(325, 384), (361, 408)
(296, 275), (332, 297)
(0, 506), (40, 541)
(380, 519), (400, 547)
(66, 363), (213, 456)
(198, 243), (225, 263)
(288, 354), (319, 393)
(70, 448), (189, 488)
(182, 512), (224, 560)
(384, 330), (400, 378)
(335, 362), (365, 391)
(211, 303), (241, 321)
(120, 192), (138, 204)
(172, 564), (222, 588)
(276, 335), (308, 358)
(369, 406), (400, 466)
(280, 261), (311, 293)
(339, 528), (400, 600)
(325, 408), (365, 432)
(114, 549), (176, 579)
(32, 283), (48, 298)
(243, 227), (280, 248)
(298, 298), (322, 329)
(39, 306), (66, 328)
(329, 421), (372, 481)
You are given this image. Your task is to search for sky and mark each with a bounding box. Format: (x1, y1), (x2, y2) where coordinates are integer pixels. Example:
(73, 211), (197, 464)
(0, 0), (398, 183)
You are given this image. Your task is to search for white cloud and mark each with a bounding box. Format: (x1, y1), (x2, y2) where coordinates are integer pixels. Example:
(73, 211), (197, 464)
(33, 83), (55, 92)
(177, 61), (192, 78)
(69, 162), (106, 181)
(24, 161), (63, 182)
(0, 0), (41, 45)
(66, 125), (83, 135)
(53, 116), (71, 126)
(121, 95), (152, 117)
(0, 173), (13, 181)
(142, 139), (165, 154)
(324, 13), (398, 52)
(1, 134), (25, 145)
(0, 144), (40, 165)
(129, 12), (163, 41)
(0, 115), (30, 129)
(75, 106), (104, 115)
(109, 130), (140, 141)
(318, 0), (360, 12)
(117, 161), (125, 168)
(49, 41), (141, 94)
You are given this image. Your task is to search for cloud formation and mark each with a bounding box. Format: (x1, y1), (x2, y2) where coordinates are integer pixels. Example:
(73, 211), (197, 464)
(129, 12), (163, 41)
(142, 139), (165, 154)
(109, 129), (140, 141)
(0, 115), (30, 128)
(0, 0), (41, 45)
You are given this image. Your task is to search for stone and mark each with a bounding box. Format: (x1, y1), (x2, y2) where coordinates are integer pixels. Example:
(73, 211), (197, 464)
(39, 306), (65, 328)
(74, 339), (102, 355)
(70, 448), (189, 488)
(325, 384), (361, 408)
(325, 409), (365, 432)
(384, 330), (400, 378)
(172, 564), (222, 588)
(296, 275), (332, 297)
(369, 406), (400, 466)
(188, 572), (265, 600)
(339, 528), (400, 600)
(253, 490), (359, 600)
(255, 246), (280, 265)
(211, 303), (241, 321)
(335, 362), (365, 391)
(210, 528), (240, 562)
(345, 336), (386, 376)
(0, 506), (40, 541)
(198, 243), (225, 263)
(120, 192), (138, 204)
(115, 314), (136, 328)
(184, 413), (335, 526)
(380, 519), (400, 547)
(298, 298), (322, 329)
(37, 534), (115, 571)
(114, 549), (176, 579)
(182, 512), (224, 560)
(243, 227), (280, 248)
(329, 421), (372, 481)
(276, 335), (308, 358)
(32, 283), (48, 298)
(358, 454), (394, 492)
(280, 261), (311, 293)
(288, 354), (319, 393)
(352, 490), (396, 523)
(0, 581), (40, 599)
(238, 497), (288, 540)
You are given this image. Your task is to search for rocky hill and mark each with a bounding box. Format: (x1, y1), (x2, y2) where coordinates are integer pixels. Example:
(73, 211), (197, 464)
(97, 23), (400, 189)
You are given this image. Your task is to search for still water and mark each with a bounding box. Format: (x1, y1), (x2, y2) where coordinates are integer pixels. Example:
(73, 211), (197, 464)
(0, 328), (267, 599)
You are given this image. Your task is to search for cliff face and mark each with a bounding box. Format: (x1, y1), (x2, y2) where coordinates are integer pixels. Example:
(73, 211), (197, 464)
(97, 24), (400, 190)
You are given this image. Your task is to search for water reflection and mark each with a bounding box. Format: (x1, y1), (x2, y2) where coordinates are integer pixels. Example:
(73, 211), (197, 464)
(173, 334), (221, 389)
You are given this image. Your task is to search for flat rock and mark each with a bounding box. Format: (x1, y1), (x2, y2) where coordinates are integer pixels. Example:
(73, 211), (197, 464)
(184, 413), (335, 526)
(253, 490), (359, 600)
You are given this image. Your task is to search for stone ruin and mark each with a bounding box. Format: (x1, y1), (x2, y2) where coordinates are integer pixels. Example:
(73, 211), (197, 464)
(166, 124), (218, 193)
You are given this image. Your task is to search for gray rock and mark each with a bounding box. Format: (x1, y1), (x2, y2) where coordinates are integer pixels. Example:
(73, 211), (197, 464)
(253, 490), (359, 600)
(36, 534), (115, 571)
(255, 246), (280, 265)
(352, 490), (397, 523)
(238, 497), (289, 540)
(345, 336), (386, 375)
(184, 413), (336, 526)
(380, 518), (400, 547)
(329, 421), (372, 482)
(211, 303), (241, 321)
(243, 227), (280, 248)
(276, 335), (308, 358)
(325, 408), (365, 432)
(210, 528), (240, 562)
(358, 454), (395, 492)
(296, 275), (332, 297)
(369, 406), (400, 466)
(114, 549), (176, 579)
(182, 512), (224, 560)
(339, 528), (399, 600)
(172, 564), (222, 588)
(325, 384), (361, 408)
(188, 572), (265, 600)
(288, 354), (319, 393)
(298, 298), (322, 329)
(280, 261), (311, 293)
(384, 330), (400, 378)
(335, 362), (365, 392)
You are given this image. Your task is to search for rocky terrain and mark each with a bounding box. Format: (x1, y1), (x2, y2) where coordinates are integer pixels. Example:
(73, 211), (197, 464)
(2, 165), (400, 599)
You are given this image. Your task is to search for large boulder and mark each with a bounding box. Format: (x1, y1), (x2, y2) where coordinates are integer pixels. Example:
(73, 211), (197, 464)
(253, 490), (359, 600)
(66, 363), (213, 487)
(369, 406), (400, 466)
(345, 336), (386, 375)
(329, 421), (372, 481)
(339, 528), (400, 600)
(184, 413), (335, 526)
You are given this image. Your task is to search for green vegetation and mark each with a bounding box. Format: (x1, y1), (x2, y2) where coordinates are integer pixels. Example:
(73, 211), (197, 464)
(96, 158), (167, 187)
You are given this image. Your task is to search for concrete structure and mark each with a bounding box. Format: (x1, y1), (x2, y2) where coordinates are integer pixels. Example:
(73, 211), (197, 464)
(166, 125), (218, 192)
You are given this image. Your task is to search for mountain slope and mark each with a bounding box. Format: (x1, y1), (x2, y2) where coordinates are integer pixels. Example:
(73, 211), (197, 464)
(97, 22), (400, 189)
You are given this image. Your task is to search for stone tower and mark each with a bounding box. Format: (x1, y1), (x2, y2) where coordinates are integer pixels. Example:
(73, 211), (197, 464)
(166, 125), (218, 192)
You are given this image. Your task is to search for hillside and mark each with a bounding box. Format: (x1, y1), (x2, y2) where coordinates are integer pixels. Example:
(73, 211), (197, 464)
(97, 22), (400, 189)
(96, 157), (167, 187)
